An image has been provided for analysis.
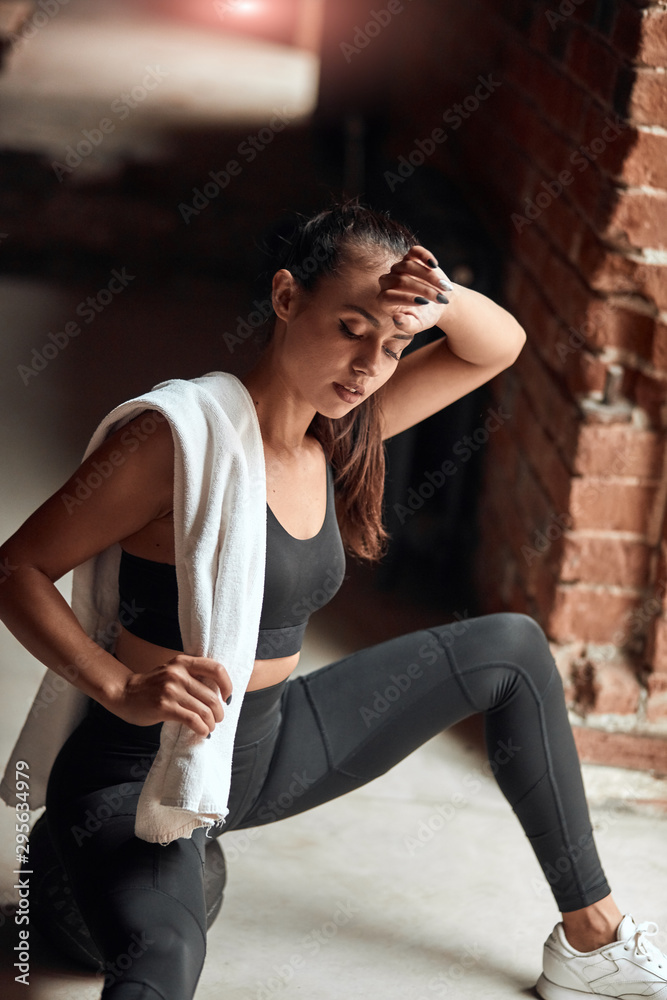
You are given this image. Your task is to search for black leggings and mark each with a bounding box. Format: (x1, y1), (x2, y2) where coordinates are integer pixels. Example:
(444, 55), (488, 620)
(32, 613), (610, 999)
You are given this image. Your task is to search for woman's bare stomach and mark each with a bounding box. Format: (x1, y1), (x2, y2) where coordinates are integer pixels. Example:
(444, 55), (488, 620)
(114, 626), (299, 691)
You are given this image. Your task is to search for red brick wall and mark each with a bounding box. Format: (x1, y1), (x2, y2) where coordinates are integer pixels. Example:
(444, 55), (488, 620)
(470, 0), (667, 728)
(366, 0), (667, 742)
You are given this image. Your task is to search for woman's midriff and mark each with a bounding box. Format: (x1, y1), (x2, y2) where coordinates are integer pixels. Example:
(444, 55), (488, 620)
(113, 625), (300, 691)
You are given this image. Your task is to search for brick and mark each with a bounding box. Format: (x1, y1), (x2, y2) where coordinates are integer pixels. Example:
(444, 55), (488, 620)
(514, 341), (582, 461)
(641, 263), (667, 311)
(633, 371), (667, 426)
(518, 508), (569, 580)
(577, 237), (667, 309)
(568, 298), (655, 358)
(515, 453), (556, 534)
(562, 349), (609, 397)
(628, 68), (667, 128)
(576, 107), (634, 181)
(474, 129), (533, 213)
(533, 241), (595, 329)
(561, 532), (653, 587)
(614, 4), (667, 67)
(574, 423), (665, 477)
(641, 7), (667, 66)
(512, 211), (554, 281)
(539, 78), (591, 142)
(649, 617), (667, 673)
(526, 557), (559, 618)
(610, 0), (645, 61)
(501, 35), (538, 96)
(550, 640), (586, 699)
(512, 275), (561, 351)
(572, 726), (667, 775)
(484, 421), (520, 490)
(508, 103), (578, 185)
(502, 36), (582, 135)
(549, 583), (645, 642)
(652, 321), (667, 373)
(537, 189), (591, 264)
(528, 3), (573, 63)
(570, 477), (658, 532)
(622, 128), (667, 188)
(647, 673), (667, 721)
(585, 658), (642, 714)
(605, 189), (667, 250)
(513, 391), (573, 510)
(566, 26), (619, 105)
(567, 161), (616, 233)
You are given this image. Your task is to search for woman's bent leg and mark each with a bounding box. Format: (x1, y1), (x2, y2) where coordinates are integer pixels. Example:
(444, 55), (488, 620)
(236, 613), (611, 913)
(42, 710), (209, 1000)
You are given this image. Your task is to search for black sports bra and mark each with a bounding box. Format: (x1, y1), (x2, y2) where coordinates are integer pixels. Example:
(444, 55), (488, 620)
(117, 463), (346, 660)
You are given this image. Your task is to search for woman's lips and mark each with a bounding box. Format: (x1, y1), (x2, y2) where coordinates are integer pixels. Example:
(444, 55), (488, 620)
(333, 382), (365, 404)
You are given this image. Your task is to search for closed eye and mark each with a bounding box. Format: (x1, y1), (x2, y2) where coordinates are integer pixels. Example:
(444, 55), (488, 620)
(338, 320), (402, 361)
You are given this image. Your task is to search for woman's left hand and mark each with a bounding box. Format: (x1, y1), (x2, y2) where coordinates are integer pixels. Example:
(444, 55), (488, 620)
(376, 245), (453, 336)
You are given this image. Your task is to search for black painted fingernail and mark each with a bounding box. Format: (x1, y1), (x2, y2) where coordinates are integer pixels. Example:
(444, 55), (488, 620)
(225, 694), (232, 705)
(206, 733), (212, 739)
(436, 293), (449, 304)
(414, 296), (429, 305)
(427, 258), (438, 269)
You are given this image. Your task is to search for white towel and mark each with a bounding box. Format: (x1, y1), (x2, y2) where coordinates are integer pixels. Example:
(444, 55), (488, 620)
(0, 371), (266, 844)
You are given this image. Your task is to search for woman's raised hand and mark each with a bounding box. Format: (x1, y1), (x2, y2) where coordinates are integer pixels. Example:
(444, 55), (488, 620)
(108, 655), (233, 738)
(377, 245), (453, 336)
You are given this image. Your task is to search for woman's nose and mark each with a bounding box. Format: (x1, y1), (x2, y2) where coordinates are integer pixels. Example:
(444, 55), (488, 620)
(353, 342), (382, 376)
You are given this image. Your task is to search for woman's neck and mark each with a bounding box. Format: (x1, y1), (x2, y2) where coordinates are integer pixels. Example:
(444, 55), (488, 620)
(241, 350), (316, 456)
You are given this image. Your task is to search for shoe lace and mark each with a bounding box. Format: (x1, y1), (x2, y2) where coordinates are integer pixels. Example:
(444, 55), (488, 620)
(623, 922), (665, 969)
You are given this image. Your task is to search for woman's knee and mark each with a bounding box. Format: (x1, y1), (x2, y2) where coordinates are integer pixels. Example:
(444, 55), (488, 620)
(431, 612), (556, 687)
(97, 892), (206, 999)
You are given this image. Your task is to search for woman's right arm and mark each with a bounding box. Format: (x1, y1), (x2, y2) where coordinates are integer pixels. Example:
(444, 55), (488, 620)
(0, 413), (231, 737)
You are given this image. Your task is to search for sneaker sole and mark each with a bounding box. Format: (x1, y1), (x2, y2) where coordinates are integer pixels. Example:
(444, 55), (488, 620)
(536, 973), (592, 999)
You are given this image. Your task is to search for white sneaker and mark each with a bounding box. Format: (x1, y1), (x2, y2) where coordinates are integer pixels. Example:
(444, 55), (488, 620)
(536, 913), (667, 999)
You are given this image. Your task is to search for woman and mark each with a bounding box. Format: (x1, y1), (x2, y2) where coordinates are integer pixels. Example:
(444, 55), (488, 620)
(1, 203), (665, 1000)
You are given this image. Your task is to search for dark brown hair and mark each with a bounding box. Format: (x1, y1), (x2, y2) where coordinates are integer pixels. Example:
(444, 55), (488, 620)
(263, 201), (416, 561)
